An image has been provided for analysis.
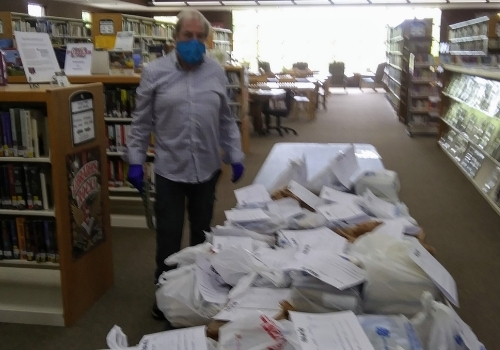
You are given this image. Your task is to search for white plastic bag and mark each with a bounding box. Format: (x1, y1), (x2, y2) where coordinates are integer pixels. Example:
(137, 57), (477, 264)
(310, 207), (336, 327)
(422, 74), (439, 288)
(164, 242), (213, 267)
(218, 314), (298, 350)
(349, 232), (440, 317)
(156, 264), (224, 327)
(411, 292), (485, 350)
(106, 325), (131, 349)
(355, 170), (400, 203)
(357, 315), (423, 350)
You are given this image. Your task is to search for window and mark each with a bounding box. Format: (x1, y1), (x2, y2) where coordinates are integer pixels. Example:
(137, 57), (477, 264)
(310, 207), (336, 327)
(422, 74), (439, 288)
(27, 3), (45, 17)
(82, 11), (92, 23)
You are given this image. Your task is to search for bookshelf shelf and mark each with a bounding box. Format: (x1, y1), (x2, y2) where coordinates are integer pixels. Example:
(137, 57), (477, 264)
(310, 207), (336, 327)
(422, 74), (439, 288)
(0, 209), (55, 217)
(0, 157), (51, 163)
(104, 118), (133, 123)
(0, 83), (113, 327)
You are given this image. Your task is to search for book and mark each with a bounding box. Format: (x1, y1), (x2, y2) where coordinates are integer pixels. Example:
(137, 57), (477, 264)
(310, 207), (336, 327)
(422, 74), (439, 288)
(9, 219), (20, 259)
(1, 220), (13, 259)
(15, 217), (26, 260)
(12, 165), (27, 209)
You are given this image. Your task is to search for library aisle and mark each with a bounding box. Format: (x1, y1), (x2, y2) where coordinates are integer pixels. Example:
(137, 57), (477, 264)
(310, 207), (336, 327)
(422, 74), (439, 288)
(2, 91), (500, 349)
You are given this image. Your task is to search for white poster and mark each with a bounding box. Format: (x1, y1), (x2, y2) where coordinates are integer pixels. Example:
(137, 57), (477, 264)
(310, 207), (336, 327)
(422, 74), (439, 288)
(64, 43), (93, 76)
(113, 31), (134, 51)
(14, 31), (60, 83)
(99, 20), (114, 35)
(70, 92), (96, 146)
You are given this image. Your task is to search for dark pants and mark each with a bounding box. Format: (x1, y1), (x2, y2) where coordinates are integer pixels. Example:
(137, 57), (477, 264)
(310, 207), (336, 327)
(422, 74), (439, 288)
(154, 170), (221, 281)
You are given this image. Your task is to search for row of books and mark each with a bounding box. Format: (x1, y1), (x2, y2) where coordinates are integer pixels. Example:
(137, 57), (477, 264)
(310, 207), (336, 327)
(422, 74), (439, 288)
(0, 109), (48, 158)
(107, 124), (131, 152)
(12, 19), (91, 38)
(108, 159), (155, 188)
(105, 88), (137, 119)
(121, 21), (174, 38)
(0, 164), (50, 210)
(0, 218), (58, 263)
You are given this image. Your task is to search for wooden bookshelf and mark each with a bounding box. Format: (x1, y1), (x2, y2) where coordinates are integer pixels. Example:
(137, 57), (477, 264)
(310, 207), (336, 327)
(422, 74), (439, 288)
(0, 84), (113, 326)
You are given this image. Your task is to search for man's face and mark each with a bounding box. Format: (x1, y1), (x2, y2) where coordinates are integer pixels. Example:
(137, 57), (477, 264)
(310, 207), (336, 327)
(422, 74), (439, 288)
(177, 18), (206, 43)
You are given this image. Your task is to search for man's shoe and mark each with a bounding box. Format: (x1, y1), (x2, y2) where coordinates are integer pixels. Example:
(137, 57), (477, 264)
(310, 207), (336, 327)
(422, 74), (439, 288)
(151, 302), (166, 321)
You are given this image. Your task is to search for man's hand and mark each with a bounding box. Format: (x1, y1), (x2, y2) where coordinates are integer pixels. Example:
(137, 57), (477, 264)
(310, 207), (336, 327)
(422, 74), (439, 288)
(127, 164), (145, 193)
(231, 163), (244, 183)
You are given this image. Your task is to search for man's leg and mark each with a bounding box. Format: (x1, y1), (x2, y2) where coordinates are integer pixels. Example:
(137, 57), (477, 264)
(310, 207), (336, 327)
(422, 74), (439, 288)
(186, 170), (221, 246)
(154, 173), (186, 282)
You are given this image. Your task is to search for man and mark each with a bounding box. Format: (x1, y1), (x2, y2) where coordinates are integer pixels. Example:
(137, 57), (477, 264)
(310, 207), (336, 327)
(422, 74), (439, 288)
(126, 9), (244, 319)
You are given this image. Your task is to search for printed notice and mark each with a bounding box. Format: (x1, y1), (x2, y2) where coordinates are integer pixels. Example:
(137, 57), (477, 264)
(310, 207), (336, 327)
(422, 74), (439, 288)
(70, 92), (95, 145)
(64, 43), (93, 76)
(15, 31), (60, 83)
(290, 311), (375, 350)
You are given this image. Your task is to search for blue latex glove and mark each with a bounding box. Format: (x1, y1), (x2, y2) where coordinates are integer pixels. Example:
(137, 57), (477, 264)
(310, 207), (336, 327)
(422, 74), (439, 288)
(231, 163), (244, 183)
(127, 164), (144, 193)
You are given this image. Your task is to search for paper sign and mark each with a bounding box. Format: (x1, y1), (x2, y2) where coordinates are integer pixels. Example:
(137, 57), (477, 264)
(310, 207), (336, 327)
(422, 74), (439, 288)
(330, 145), (360, 188)
(114, 31), (134, 51)
(212, 236), (253, 253)
(287, 180), (323, 209)
(224, 208), (270, 223)
(99, 19), (115, 35)
(138, 326), (208, 350)
(195, 255), (229, 304)
(14, 31), (60, 83)
(64, 43), (93, 76)
(70, 91), (95, 145)
(409, 239), (459, 306)
(290, 311), (375, 350)
(234, 184), (272, 207)
(293, 253), (365, 290)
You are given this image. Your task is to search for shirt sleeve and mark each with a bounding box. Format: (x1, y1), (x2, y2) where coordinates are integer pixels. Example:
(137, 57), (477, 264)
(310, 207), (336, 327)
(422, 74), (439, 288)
(126, 67), (155, 165)
(218, 70), (245, 165)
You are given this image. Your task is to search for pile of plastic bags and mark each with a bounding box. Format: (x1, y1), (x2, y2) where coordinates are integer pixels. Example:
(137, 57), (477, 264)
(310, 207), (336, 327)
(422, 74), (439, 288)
(103, 149), (486, 350)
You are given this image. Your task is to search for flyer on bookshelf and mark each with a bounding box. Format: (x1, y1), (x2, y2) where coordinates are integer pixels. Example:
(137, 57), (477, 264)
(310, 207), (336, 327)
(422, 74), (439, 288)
(14, 31), (60, 83)
(67, 146), (104, 259)
(64, 43), (93, 76)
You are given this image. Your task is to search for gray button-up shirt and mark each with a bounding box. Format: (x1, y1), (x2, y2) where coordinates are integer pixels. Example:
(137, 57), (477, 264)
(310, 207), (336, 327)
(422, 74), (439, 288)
(127, 52), (244, 184)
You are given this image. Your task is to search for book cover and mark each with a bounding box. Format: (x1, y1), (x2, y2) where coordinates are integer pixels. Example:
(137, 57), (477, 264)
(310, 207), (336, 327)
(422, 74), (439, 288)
(1, 220), (13, 259)
(34, 220), (46, 263)
(24, 220), (35, 261)
(15, 217), (26, 260)
(12, 165), (27, 210)
(9, 108), (19, 156)
(9, 219), (20, 259)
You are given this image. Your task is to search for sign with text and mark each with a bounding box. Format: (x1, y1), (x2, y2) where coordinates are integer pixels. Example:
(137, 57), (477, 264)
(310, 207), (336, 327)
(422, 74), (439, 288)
(64, 43), (93, 76)
(70, 91), (96, 146)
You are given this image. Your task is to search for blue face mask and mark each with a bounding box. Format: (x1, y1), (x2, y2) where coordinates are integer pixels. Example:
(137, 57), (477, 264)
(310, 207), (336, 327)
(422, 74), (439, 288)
(176, 39), (206, 65)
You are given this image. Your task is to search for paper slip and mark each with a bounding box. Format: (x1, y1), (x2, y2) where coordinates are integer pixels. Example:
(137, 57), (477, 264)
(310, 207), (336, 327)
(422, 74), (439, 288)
(267, 197), (303, 219)
(138, 326), (207, 350)
(230, 287), (292, 308)
(225, 208), (270, 223)
(214, 307), (280, 322)
(371, 220), (405, 240)
(330, 145), (360, 189)
(212, 236), (253, 253)
(409, 239), (459, 306)
(293, 253), (366, 290)
(252, 247), (297, 271)
(290, 311), (375, 350)
(279, 227), (347, 256)
(316, 203), (368, 224)
(287, 180), (323, 209)
(234, 184), (272, 206)
(319, 186), (361, 207)
(362, 190), (398, 218)
(195, 255), (229, 304)
(113, 31), (134, 51)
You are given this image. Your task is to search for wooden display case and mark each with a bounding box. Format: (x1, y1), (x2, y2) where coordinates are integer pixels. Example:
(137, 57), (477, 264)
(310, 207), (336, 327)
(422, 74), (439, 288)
(0, 83), (113, 326)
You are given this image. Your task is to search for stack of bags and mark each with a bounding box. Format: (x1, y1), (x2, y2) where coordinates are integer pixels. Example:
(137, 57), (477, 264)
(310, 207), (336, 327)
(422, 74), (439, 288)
(103, 147), (485, 350)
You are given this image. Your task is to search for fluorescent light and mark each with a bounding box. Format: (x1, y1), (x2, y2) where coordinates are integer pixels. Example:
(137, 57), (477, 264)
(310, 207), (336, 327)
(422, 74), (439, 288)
(448, 0), (486, 2)
(222, 0), (256, 4)
(257, 0), (295, 4)
(152, 1), (187, 5)
(186, 0), (221, 4)
(370, 0), (407, 3)
(332, 0), (368, 3)
(294, 0), (331, 3)
(409, 0), (446, 2)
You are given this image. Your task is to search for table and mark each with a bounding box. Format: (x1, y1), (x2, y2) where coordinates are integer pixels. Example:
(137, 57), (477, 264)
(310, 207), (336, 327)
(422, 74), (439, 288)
(253, 143), (385, 191)
(248, 89), (286, 134)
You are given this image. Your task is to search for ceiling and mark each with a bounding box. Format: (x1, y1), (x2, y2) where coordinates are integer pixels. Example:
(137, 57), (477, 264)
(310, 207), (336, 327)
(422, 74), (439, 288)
(52, 0), (500, 12)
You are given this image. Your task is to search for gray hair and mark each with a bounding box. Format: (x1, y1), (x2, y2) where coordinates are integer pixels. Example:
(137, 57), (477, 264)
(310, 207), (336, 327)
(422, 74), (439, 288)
(175, 9), (212, 39)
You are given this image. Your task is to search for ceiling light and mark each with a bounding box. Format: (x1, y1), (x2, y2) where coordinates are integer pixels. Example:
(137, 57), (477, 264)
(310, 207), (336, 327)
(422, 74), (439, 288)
(370, 0), (408, 3)
(257, 0), (295, 4)
(409, 0), (447, 3)
(332, 0), (368, 3)
(222, 0), (257, 4)
(186, 1), (221, 4)
(294, 0), (331, 4)
(152, 1), (187, 5)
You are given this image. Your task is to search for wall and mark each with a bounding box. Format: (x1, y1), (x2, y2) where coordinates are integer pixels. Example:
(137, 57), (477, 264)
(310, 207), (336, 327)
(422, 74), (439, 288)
(0, 0), (97, 18)
(440, 9), (499, 41)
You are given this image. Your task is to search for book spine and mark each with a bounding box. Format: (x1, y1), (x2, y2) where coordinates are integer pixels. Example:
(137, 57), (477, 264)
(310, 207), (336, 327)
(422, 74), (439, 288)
(16, 217), (26, 260)
(9, 219), (20, 259)
(0, 113), (4, 156)
(12, 165), (27, 210)
(7, 164), (17, 208)
(31, 117), (39, 158)
(1, 112), (9, 156)
(1, 220), (13, 259)
(35, 220), (46, 263)
(23, 164), (33, 210)
(14, 108), (24, 157)
(9, 108), (18, 157)
(40, 172), (49, 210)
(115, 124), (122, 151)
(24, 219), (34, 261)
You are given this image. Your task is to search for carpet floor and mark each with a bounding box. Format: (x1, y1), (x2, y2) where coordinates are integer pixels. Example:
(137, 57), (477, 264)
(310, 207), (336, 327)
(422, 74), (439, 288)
(1, 89), (499, 349)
